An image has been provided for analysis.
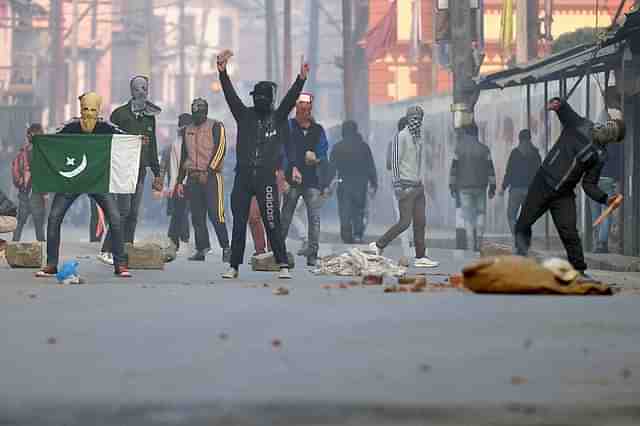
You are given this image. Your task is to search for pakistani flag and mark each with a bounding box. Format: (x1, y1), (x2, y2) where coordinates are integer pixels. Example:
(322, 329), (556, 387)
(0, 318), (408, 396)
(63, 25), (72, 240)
(31, 134), (142, 194)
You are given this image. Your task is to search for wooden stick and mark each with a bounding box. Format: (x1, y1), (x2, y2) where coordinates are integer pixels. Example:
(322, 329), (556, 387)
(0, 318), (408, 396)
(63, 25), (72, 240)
(593, 194), (623, 226)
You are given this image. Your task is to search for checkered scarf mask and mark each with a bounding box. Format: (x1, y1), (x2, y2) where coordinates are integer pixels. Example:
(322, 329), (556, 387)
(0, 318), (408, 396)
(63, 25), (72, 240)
(406, 113), (423, 141)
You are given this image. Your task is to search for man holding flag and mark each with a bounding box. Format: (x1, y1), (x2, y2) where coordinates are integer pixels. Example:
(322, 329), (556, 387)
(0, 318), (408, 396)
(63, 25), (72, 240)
(33, 92), (136, 278)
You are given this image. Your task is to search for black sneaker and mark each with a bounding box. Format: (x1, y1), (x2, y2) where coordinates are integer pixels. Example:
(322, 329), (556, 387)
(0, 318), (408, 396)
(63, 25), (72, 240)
(188, 251), (206, 261)
(307, 256), (318, 267)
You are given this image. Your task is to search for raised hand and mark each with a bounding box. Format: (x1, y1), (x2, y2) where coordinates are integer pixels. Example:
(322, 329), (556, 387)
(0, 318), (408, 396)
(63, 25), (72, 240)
(217, 49), (234, 73)
(299, 56), (310, 80)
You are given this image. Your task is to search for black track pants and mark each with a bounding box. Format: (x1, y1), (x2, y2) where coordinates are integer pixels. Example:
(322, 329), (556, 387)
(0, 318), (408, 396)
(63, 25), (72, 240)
(230, 169), (287, 269)
(515, 172), (587, 271)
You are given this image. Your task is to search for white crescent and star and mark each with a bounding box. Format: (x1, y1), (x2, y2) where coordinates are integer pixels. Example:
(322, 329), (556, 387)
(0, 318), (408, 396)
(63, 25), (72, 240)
(59, 155), (88, 178)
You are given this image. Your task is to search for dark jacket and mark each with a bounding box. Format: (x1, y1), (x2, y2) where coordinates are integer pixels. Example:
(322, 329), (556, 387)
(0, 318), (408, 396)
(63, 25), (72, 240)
(540, 99), (608, 204)
(450, 132), (496, 190)
(330, 131), (377, 189)
(502, 142), (542, 190)
(283, 118), (330, 189)
(219, 70), (305, 175)
(110, 101), (160, 176)
(57, 119), (123, 135)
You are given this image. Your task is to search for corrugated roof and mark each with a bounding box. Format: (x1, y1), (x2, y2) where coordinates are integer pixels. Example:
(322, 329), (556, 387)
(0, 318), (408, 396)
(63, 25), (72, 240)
(477, 8), (640, 91)
(476, 44), (620, 90)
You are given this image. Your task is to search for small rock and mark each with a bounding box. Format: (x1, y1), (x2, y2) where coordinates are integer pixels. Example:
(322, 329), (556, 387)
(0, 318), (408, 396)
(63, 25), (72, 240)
(621, 368), (632, 380)
(510, 376), (528, 385)
(208, 281), (215, 285)
(272, 286), (290, 296)
(419, 364), (432, 373)
(523, 338), (533, 350)
(46, 337), (57, 345)
(582, 347), (590, 356)
(28, 294), (37, 299)
(398, 256), (410, 267)
(263, 283), (270, 288)
(218, 332), (229, 341)
(271, 338), (282, 348)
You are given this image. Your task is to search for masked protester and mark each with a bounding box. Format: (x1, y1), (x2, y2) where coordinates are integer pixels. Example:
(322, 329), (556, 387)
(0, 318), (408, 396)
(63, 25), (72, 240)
(12, 124), (47, 242)
(98, 76), (163, 265)
(515, 98), (625, 279)
(280, 92), (331, 266)
(501, 129), (542, 235)
(371, 106), (439, 268)
(159, 113), (192, 251)
(36, 92), (131, 278)
(216, 49), (308, 279)
(449, 122), (497, 252)
(330, 121), (377, 244)
(174, 99), (231, 262)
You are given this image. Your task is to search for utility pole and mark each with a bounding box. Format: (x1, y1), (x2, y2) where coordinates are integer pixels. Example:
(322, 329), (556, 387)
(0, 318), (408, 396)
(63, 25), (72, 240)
(307, 0), (320, 93)
(516, 0), (538, 63)
(48, 0), (64, 127)
(342, 0), (354, 121)
(451, 0), (478, 250)
(70, 0), (79, 117)
(178, 0), (186, 113)
(352, 0), (369, 135)
(283, 0), (292, 86)
(266, 0), (275, 80)
(89, 0), (98, 91)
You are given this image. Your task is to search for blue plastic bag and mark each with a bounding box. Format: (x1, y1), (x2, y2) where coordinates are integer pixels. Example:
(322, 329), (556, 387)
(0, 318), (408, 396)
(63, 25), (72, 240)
(56, 260), (79, 283)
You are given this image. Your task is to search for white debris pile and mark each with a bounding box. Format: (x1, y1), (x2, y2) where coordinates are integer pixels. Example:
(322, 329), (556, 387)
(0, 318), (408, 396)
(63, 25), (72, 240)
(312, 248), (407, 277)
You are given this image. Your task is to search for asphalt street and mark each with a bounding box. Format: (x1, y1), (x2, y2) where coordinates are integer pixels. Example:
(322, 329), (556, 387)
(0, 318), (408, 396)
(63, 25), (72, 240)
(1, 233), (639, 425)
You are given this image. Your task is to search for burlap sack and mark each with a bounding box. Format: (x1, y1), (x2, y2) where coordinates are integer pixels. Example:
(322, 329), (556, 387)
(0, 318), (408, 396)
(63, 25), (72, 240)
(0, 216), (17, 234)
(462, 256), (612, 295)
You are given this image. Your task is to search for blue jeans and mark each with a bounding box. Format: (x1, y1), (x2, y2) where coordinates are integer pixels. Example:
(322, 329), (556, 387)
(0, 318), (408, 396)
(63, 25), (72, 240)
(102, 168), (146, 252)
(459, 188), (487, 248)
(47, 193), (125, 269)
(280, 185), (322, 257)
(589, 177), (616, 248)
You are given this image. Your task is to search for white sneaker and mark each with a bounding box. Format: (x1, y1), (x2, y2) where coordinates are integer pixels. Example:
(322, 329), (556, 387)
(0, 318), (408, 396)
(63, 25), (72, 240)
(415, 256), (440, 268)
(368, 242), (382, 256)
(278, 267), (292, 279)
(96, 252), (114, 266)
(222, 267), (239, 279)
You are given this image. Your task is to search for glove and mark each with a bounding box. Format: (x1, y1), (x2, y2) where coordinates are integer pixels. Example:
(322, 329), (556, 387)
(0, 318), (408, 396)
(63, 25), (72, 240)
(488, 184), (496, 199)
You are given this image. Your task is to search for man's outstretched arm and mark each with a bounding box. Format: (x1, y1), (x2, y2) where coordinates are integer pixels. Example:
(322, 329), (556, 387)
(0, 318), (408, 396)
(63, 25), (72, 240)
(217, 50), (246, 121)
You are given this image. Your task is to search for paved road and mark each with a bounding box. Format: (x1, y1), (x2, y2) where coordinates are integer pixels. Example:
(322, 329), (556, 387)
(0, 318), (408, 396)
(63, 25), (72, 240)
(1, 237), (639, 425)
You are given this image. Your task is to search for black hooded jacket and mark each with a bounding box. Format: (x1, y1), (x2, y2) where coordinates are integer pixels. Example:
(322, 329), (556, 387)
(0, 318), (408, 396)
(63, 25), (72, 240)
(330, 122), (377, 188)
(219, 70), (305, 175)
(540, 99), (608, 204)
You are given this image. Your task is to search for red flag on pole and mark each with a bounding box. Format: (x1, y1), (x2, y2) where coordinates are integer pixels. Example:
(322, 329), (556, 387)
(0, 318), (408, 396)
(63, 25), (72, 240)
(359, 1), (398, 62)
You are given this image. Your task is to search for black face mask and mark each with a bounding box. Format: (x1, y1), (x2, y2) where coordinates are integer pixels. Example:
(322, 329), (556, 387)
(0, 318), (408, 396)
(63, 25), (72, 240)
(253, 95), (274, 113)
(191, 100), (208, 125)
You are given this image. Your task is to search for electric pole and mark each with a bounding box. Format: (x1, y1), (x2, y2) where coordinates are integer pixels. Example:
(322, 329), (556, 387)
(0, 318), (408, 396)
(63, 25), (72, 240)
(89, 0), (98, 91)
(353, 0), (370, 135)
(48, 0), (64, 127)
(307, 0), (320, 93)
(516, 0), (538, 63)
(178, 0), (186, 113)
(283, 0), (292, 86)
(342, 0), (354, 121)
(266, 0), (275, 81)
(70, 0), (79, 117)
(451, 0), (478, 250)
